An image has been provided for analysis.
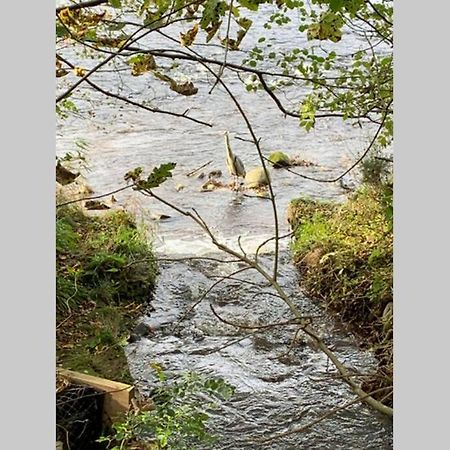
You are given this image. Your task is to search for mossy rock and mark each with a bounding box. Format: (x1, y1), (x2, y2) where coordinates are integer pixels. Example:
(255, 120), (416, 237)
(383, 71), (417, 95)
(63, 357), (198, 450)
(268, 151), (291, 168)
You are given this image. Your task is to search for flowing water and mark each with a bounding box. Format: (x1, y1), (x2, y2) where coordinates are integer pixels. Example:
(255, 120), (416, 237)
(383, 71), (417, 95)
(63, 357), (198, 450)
(57, 5), (393, 447)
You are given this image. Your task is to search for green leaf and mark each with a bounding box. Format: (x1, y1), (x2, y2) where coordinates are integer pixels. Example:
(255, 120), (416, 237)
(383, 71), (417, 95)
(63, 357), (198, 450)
(56, 22), (69, 38)
(135, 163), (177, 190)
(329, 0), (344, 11)
(307, 12), (344, 42)
(108, 0), (122, 8)
(238, 0), (264, 12)
(344, 0), (364, 16)
(107, 22), (126, 31)
(200, 0), (225, 29)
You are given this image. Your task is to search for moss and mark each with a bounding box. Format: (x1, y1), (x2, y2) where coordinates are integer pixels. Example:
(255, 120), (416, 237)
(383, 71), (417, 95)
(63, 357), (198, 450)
(56, 203), (157, 313)
(268, 151), (291, 168)
(57, 302), (140, 383)
(56, 200), (157, 383)
(290, 185), (393, 405)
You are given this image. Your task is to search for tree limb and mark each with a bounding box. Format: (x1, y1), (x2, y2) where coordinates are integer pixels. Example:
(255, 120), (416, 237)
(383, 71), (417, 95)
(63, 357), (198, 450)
(56, 0), (108, 13)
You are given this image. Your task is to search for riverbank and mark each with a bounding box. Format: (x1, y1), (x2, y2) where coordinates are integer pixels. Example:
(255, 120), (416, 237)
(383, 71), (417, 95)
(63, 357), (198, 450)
(56, 195), (157, 382)
(288, 184), (393, 406)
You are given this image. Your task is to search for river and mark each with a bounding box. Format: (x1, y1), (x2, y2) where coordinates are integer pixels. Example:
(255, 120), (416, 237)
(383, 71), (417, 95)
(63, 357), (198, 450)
(56, 4), (393, 448)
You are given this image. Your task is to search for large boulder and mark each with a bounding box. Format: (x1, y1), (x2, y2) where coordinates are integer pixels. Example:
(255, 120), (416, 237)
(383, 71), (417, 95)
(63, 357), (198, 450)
(245, 167), (270, 188)
(268, 151), (291, 168)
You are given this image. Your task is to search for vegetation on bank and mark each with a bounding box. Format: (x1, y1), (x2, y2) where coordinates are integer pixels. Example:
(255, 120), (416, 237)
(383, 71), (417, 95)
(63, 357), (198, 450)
(56, 199), (157, 382)
(288, 182), (393, 405)
(100, 367), (235, 450)
(56, 193), (235, 449)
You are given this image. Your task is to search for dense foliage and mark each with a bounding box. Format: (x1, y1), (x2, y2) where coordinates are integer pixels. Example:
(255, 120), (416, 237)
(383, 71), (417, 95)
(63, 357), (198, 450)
(56, 0), (393, 154)
(99, 366), (235, 449)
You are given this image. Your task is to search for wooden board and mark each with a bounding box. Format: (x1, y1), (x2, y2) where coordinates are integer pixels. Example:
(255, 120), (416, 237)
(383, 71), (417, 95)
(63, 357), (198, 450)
(58, 369), (135, 425)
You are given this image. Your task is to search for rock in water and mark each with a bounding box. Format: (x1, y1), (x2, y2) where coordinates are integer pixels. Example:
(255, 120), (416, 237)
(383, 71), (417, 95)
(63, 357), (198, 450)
(56, 161), (80, 185)
(245, 167), (270, 189)
(208, 170), (222, 178)
(268, 151), (291, 168)
(84, 200), (110, 210)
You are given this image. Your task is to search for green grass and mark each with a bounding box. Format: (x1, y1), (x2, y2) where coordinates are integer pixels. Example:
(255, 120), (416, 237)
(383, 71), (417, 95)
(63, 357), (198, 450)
(56, 202), (157, 313)
(56, 200), (158, 382)
(289, 185), (393, 405)
(291, 186), (392, 327)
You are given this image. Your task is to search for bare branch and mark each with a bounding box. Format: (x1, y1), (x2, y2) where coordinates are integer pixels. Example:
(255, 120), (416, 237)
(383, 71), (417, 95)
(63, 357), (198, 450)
(157, 256), (242, 264)
(56, 0), (204, 102)
(210, 303), (308, 330)
(365, 0), (393, 26)
(270, 102), (392, 184)
(354, 12), (393, 44)
(56, 54), (212, 127)
(175, 266), (254, 324)
(185, 160), (213, 177)
(137, 188), (393, 416)
(56, 0), (108, 13)
(56, 183), (134, 208)
(208, 0), (234, 94)
(256, 386), (392, 444)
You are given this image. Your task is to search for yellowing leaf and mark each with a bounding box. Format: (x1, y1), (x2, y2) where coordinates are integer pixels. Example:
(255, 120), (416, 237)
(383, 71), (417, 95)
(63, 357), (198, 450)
(205, 20), (222, 42)
(56, 69), (69, 78)
(128, 54), (157, 76)
(180, 23), (199, 47)
(169, 79), (198, 96)
(74, 66), (87, 77)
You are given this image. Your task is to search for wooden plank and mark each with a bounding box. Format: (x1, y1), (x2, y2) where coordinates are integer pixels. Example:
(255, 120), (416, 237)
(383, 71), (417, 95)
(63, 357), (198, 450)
(58, 369), (135, 424)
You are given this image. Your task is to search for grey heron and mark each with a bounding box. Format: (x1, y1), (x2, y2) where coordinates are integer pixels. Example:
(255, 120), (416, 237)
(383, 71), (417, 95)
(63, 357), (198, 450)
(224, 131), (246, 189)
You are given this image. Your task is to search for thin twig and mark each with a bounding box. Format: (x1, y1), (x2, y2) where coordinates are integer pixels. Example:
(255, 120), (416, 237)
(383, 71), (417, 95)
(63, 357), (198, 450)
(56, 183), (133, 208)
(256, 386), (392, 444)
(157, 256), (242, 264)
(175, 266), (253, 325)
(56, 0), (107, 13)
(56, 0), (204, 102)
(56, 54), (212, 127)
(365, 0), (393, 26)
(269, 325), (305, 360)
(272, 102), (392, 184)
(209, 0), (234, 94)
(137, 188), (393, 416)
(185, 160), (213, 177)
(210, 304), (307, 331)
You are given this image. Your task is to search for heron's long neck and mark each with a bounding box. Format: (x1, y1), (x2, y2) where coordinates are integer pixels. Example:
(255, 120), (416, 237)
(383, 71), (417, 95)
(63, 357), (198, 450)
(224, 133), (233, 159)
